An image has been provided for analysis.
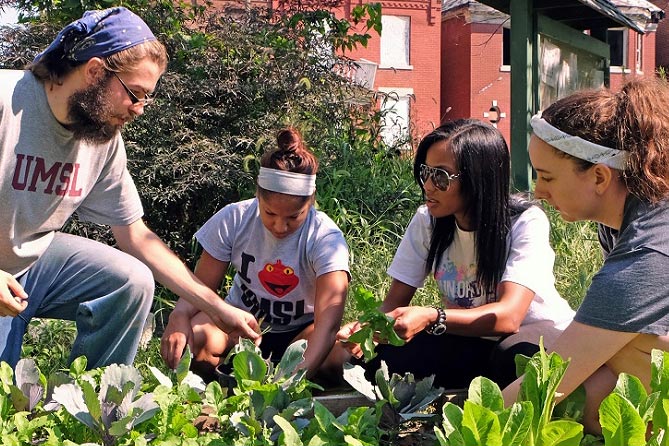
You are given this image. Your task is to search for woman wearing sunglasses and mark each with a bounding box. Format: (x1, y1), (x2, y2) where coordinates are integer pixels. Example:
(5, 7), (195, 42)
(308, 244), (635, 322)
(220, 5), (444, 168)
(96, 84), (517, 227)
(336, 119), (574, 388)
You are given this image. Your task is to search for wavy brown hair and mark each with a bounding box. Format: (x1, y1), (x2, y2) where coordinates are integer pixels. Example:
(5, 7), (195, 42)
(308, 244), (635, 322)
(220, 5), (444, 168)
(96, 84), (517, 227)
(541, 78), (669, 204)
(257, 127), (319, 202)
(28, 40), (167, 83)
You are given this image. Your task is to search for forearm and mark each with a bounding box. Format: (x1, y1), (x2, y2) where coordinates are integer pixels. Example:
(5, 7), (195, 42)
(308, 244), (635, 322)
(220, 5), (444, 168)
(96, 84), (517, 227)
(436, 303), (523, 337)
(380, 279), (417, 313)
(113, 222), (220, 315)
(171, 296), (200, 319)
(302, 318), (339, 377)
(434, 282), (534, 337)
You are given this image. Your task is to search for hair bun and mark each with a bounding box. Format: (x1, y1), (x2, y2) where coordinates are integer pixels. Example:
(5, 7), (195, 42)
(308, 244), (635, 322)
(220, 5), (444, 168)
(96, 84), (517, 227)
(276, 127), (303, 152)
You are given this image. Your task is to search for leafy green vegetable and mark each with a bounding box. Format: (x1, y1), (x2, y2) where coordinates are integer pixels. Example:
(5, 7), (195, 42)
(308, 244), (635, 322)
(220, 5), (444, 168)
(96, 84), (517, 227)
(343, 360), (444, 430)
(436, 341), (584, 446)
(345, 286), (405, 361)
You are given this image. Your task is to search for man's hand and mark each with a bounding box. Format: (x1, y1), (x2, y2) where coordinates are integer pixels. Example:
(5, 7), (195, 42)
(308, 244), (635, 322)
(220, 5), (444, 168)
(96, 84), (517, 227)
(209, 300), (261, 346)
(0, 270), (28, 317)
(161, 310), (195, 370)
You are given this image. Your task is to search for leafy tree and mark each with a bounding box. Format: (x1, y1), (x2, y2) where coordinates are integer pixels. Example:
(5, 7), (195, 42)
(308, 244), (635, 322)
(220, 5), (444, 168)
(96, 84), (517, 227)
(0, 1), (419, 321)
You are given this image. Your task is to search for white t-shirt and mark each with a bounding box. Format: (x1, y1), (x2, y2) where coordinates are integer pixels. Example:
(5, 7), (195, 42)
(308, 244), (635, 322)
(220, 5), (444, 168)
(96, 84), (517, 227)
(0, 70), (143, 276)
(195, 198), (350, 332)
(388, 205), (574, 330)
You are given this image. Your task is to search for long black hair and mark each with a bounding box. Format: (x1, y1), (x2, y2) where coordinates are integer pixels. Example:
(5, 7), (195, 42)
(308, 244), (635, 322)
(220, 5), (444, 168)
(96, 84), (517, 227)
(413, 119), (531, 294)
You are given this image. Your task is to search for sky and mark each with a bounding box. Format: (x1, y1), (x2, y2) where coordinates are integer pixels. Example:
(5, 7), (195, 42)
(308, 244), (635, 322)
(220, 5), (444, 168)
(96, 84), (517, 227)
(0, 6), (18, 25)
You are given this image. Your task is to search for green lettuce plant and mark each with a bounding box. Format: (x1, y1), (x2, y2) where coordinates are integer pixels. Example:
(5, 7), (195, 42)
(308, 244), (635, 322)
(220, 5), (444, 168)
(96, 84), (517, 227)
(207, 339), (317, 443)
(597, 349), (669, 446)
(274, 400), (384, 446)
(345, 286), (405, 361)
(436, 341), (584, 446)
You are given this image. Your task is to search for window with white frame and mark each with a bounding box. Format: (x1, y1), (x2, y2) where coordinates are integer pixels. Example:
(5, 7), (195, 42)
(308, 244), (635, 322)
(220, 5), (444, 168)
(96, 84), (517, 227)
(502, 27), (511, 68)
(636, 32), (643, 72)
(379, 88), (412, 149)
(380, 15), (411, 69)
(607, 28), (628, 69)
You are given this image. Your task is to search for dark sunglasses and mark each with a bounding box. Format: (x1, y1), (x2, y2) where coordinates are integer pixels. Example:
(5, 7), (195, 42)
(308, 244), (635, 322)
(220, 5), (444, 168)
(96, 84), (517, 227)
(419, 163), (459, 191)
(110, 71), (154, 107)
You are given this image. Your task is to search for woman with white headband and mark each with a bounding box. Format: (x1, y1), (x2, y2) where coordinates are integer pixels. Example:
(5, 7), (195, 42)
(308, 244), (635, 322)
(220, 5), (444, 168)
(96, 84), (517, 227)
(503, 78), (669, 434)
(336, 119), (574, 389)
(161, 127), (350, 381)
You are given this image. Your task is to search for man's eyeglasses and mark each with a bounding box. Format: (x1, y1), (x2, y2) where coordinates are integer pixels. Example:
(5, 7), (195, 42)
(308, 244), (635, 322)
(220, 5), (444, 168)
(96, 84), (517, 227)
(110, 71), (154, 107)
(419, 163), (459, 191)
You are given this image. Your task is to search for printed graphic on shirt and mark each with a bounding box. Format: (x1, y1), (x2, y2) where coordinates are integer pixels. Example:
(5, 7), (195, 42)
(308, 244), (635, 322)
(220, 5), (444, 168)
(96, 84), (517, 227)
(239, 282), (305, 325)
(258, 259), (300, 298)
(435, 259), (494, 308)
(12, 154), (83, 196)
(236, 253), (305, 326)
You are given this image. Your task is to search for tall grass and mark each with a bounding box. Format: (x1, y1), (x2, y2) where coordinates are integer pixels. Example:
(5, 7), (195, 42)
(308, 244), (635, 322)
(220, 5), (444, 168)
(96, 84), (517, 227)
(544, 205), (603, 309)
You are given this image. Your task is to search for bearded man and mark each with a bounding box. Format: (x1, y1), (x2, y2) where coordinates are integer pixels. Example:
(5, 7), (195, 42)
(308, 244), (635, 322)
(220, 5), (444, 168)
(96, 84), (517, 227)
(0, 7), (260, 368)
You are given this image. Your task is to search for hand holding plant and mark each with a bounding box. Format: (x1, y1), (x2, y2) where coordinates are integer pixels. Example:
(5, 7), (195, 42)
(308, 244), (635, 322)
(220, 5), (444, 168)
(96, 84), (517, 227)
(342, 286), (405, 362)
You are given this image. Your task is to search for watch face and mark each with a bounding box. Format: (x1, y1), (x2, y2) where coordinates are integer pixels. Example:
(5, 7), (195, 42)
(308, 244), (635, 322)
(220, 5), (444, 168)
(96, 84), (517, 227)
(432, 324), (447, 336)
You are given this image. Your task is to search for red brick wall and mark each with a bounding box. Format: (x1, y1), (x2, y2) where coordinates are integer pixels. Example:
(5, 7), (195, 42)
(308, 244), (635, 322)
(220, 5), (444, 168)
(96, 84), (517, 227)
(440, 14), (473, 124)
(609, 30), (657, 92)
(470, 22), (511, 144)
(440, 14), (511, 143)
(342, 1), (442, 139)
(654, 0), (669, 69)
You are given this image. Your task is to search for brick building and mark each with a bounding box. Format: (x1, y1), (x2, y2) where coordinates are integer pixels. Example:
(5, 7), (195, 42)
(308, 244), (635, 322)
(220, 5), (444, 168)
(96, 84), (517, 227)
(326, 0), (443, 145)
(441, 0), (663, 146)
(210, 0), (442, 145)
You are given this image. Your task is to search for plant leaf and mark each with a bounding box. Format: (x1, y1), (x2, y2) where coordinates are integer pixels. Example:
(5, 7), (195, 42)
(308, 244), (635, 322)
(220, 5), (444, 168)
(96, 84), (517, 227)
(176, 344), (192, 384)
(274, 414), (304, 446)
(500, 401), (533, 446)
(52, 383), (98, 430)
(233, 350), (268, 385)
(439, 402), (464, 445)
(614, 373), (648, 409)
(100, 364), (142, 405)
(342, 363), (376, 401)
(274, 339), (307, 382)
(461, 401), (502, 446)
(14, 358), (44, 411)
(539, 419), (584, 446)
(468, 376), (504, 413)
(600, 392), (646, 446)
(148, 365), (173, 388)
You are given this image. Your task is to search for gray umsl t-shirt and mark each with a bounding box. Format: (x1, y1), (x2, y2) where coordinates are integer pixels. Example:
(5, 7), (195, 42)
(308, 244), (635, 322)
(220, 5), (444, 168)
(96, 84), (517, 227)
(575, 195), (669, 335)
(0, 70), (143, 276)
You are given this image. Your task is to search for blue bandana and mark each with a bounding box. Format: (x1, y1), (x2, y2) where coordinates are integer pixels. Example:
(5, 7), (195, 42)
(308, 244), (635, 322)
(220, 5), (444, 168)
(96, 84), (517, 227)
(33, 7), (156, 63)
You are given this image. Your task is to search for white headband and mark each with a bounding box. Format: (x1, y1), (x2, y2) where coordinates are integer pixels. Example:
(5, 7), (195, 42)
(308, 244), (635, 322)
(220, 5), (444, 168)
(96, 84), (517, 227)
(257, 167), (316, 196)
(530, 113), (629, 170)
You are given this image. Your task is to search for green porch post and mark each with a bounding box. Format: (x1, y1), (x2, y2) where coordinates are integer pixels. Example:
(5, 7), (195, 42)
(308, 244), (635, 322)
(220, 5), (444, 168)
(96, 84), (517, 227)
(509, 0), (535, 192)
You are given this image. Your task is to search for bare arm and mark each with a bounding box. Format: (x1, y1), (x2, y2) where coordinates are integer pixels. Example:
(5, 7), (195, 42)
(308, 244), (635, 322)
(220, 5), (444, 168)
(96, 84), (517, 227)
(301, 270), (349, 377)
(502, 320), (639, 405)
(112, 220), (260, 340)
(160, 250), (232, 368)
(388, 280), (535, 342)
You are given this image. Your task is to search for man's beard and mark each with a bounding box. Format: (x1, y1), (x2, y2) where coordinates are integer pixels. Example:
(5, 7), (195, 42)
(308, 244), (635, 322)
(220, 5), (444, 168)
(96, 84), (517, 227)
(66, 75), (123, 144)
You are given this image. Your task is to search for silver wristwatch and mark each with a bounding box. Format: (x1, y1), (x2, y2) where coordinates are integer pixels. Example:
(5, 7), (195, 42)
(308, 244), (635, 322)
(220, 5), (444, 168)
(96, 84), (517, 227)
(425, 307), (447, 335)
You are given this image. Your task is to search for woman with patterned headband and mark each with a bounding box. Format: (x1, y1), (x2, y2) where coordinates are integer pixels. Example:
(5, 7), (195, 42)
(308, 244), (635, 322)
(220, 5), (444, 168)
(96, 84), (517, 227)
(502, 78), (669, 434)
(161, 127), (350, 381)
(335, 119), (574, 389)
